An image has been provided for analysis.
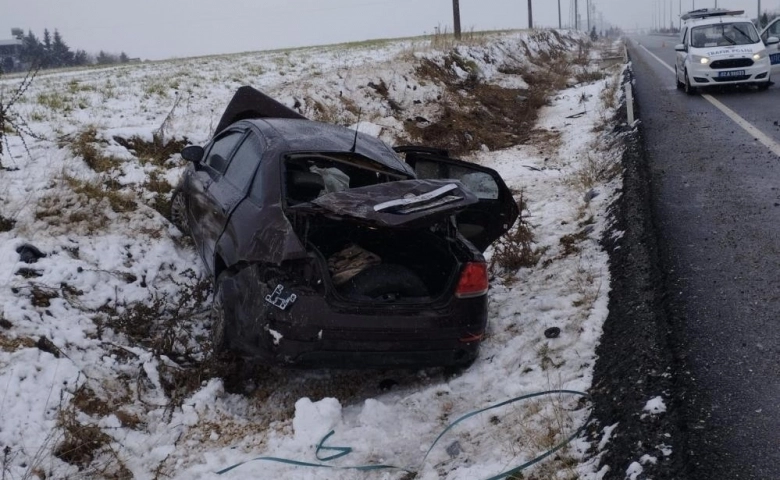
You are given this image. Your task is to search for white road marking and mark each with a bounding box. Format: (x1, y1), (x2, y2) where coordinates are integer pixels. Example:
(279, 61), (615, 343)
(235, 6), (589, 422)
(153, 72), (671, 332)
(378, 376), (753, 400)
(638, 44), (780, 157)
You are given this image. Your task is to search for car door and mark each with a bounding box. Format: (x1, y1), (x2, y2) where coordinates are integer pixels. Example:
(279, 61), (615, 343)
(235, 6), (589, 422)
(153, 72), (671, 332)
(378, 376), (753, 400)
(761, 18), (780, 76)
(189, 129), (245, 271)
(394, 146), (519, 252)
(211, 131), (266, 266)
(676, 27), (689, 82)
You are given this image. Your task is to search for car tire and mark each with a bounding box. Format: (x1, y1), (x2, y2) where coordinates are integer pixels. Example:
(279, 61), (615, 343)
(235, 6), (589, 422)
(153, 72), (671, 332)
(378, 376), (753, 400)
(675, 67), (684, 90)
(684, 70), (697, 96)
(341, 264), (429, 299)
(211, 274), (230, 356)
(758, 79), (771, 91)
(170, 189), (190, 235)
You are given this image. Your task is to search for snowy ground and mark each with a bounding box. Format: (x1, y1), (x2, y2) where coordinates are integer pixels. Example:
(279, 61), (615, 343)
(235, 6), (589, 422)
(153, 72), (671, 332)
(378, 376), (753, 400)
(0, 31), (626, 479)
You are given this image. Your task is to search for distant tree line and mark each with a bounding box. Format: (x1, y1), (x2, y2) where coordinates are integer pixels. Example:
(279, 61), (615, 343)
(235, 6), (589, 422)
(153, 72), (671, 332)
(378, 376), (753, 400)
(12, 28), (131, 71)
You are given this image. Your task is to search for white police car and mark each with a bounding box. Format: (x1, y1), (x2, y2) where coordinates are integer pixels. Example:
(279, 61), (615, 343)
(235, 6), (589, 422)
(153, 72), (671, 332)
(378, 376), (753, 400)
(675, 8), (779, 94)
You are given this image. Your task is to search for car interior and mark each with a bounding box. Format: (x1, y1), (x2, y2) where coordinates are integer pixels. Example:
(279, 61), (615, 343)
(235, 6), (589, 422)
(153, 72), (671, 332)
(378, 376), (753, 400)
(284, 153), (406, 204)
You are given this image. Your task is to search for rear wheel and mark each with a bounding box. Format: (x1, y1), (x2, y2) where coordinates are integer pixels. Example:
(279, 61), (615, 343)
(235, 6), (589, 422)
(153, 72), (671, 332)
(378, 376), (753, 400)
(684, 69), (697, 96)
(211, 274), (230, 356)
(170, 189), (190, 235)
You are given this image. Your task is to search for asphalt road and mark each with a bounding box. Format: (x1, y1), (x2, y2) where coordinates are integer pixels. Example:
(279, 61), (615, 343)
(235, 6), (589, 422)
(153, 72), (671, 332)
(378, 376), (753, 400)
(629, 36), (780, 479)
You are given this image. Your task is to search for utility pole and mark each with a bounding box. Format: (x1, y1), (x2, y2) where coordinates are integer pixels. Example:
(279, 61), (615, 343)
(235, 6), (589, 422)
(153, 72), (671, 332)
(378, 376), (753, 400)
(575, 0), (579, 30)
(558, 0), (562, 28)
(528, 0), (533, 29)
(758, 0), (762, 28)
(586, 0), (591, 32)
(453, 0), (461, 40)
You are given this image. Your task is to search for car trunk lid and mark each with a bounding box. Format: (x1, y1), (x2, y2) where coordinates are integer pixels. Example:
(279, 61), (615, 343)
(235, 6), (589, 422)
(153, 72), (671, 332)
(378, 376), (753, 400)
(293, 179), (478, 228)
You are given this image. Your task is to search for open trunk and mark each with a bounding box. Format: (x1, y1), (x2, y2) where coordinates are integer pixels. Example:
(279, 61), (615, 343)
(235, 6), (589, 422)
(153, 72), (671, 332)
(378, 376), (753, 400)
(303, 217), (464, 303)
(281, 151), (484, 304)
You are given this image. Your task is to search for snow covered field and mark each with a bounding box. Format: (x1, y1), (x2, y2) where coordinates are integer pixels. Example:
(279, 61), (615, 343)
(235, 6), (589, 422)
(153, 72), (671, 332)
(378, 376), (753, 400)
(0, 31), (626, 479)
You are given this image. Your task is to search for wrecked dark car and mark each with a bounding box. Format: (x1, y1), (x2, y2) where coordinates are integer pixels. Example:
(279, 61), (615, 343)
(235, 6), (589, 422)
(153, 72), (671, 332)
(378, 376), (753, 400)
(171, 86), (519, 368)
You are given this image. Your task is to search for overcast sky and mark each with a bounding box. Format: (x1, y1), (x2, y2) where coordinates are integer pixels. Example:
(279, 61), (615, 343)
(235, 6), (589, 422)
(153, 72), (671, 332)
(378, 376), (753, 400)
(2, 0), (780, 60)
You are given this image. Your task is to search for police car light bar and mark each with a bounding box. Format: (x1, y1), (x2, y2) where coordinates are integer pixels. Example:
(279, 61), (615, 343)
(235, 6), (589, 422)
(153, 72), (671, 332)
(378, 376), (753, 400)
(681, 8), (745, 21)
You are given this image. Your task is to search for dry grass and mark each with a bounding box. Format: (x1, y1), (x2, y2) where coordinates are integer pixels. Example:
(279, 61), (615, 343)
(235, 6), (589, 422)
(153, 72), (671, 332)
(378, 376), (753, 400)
(0, 333), (36, 352)
(113, 135), (188, 167)
(559, 230), (589, 257)
(0, 214), (15, 232)
(65, 176), (137, 213)
(53, 406), (132, 479)
(100, 273), (213, 406)
(491, 191), (539, 273)
(565, 150), (620, 196)
(35, 173), (138, 234)
(489, 393), (581, 480)
(599, 77), (620, 112)
(68, 128), (119, 173)
(408, 35), (582, 157)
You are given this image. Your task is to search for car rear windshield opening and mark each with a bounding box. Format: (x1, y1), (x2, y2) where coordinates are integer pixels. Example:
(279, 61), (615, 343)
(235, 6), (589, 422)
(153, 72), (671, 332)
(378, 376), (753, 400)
(285, 152), (407, 204)
(691, 22), (760, 47)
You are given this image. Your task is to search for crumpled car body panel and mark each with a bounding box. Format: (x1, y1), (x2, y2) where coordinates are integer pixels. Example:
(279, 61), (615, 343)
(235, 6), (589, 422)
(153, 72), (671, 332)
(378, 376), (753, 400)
(174, 87), (519, 368)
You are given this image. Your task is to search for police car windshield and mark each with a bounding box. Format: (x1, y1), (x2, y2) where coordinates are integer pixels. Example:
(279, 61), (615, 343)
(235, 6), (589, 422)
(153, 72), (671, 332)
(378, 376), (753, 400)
(691, 22), (760, 47)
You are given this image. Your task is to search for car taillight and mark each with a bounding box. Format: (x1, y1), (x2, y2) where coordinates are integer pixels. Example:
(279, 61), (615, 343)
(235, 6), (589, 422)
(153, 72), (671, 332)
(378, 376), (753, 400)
(455, 262), (488, 298)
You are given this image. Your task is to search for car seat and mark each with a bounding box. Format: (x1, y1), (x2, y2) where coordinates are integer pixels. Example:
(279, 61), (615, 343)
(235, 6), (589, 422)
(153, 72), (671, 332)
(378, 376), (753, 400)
(287, 169), (325, 203)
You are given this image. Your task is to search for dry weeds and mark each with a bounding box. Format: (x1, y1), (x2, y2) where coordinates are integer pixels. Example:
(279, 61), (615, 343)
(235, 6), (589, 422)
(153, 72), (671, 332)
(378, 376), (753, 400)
(113, 135), (188, 167)
(491, 191), (539, 273)
(67, 128), (119, 173)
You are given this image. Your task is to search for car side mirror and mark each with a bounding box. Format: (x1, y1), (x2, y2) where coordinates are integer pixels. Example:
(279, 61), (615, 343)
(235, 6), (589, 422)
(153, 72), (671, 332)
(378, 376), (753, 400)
(674, 44), (686, 52)
(181, 145), (204, 163)
(766, 36), (780, 46)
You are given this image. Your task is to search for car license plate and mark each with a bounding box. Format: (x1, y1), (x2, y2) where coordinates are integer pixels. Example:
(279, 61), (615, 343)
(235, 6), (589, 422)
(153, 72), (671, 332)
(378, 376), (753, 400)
(770, 53), (780, 65)
(718, 70), (746, 78)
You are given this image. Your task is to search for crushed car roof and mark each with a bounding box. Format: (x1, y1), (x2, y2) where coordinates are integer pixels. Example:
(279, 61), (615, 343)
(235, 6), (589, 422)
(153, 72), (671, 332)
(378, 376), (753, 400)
(218, 86), (415, 177)
(249, 118), (415, 177)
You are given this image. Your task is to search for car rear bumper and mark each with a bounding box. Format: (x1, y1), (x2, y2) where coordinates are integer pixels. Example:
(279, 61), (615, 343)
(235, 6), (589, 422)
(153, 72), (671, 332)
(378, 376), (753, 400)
(223, 267), (488, 368)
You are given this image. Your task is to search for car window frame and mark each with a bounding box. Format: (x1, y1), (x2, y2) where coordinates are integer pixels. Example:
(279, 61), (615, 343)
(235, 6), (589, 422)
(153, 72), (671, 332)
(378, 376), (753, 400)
(202, 129), (246, 178)
(222, 131), (266, 193)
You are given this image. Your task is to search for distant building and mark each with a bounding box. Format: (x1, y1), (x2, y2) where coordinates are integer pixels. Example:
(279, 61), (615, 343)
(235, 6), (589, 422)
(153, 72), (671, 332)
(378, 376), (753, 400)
(0, 32), (22, 72)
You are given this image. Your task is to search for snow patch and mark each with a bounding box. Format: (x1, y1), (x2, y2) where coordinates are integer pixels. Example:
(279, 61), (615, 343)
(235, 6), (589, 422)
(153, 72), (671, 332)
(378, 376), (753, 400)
(643, 396), (667, 415)
(293, 397), (343, 446)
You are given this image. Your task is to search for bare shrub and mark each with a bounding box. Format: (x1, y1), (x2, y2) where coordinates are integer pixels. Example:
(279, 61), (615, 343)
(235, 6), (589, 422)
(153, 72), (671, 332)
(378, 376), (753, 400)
(54, 409), (111, 468)
(105, 273), (211, 358)
(0, 66), (42, 169)
(53, 406), (132, 479)
(575, 69), (606, 84)
(599, 77), (620, 111)
(491, 192), (539, 272)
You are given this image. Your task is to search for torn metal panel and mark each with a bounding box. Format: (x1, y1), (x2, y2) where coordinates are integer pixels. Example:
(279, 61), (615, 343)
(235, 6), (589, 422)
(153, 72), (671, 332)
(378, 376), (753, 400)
(308, 179), (478, 228)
